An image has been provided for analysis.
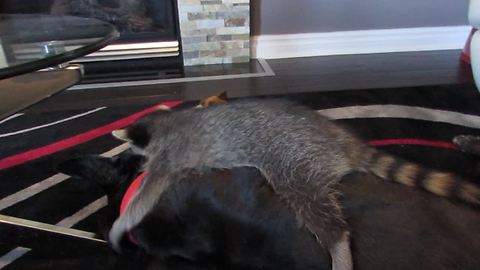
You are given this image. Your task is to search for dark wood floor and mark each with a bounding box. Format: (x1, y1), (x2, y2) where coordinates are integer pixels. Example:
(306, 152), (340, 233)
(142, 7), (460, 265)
(28, 50), (476, 112)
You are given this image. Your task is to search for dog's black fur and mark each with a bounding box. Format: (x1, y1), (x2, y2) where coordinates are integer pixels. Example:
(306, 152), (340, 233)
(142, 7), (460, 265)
(58, 151), (331, 270)
(59, 150), (480, 270)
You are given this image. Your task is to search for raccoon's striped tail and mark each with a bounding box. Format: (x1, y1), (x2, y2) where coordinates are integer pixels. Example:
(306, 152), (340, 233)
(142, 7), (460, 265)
(363, 148), (480, 206)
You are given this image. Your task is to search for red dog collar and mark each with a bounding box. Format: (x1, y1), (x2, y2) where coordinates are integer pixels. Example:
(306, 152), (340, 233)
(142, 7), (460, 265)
(119, 172), (146, 245)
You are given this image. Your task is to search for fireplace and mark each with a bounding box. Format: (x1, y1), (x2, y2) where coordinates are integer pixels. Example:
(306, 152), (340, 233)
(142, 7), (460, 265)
(0, 0), (183, 81)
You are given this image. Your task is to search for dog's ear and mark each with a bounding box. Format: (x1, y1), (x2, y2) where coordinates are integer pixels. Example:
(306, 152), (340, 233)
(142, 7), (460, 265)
(57, 156), (114, 182)
(58, 152), (145, 188)
(115, 152), (146, 176)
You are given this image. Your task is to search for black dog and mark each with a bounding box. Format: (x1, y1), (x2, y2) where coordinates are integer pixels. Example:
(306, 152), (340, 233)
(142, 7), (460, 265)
(59, 151), (480, 270)
(58, 151), (331, 270)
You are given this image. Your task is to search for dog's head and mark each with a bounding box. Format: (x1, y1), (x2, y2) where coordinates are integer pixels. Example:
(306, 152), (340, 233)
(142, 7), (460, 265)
(58, 152), (331, 270)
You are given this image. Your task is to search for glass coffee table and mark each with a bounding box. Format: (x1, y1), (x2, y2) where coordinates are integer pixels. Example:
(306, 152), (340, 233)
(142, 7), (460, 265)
(0, 14), (119, 120)
(0, 14), (119, 261)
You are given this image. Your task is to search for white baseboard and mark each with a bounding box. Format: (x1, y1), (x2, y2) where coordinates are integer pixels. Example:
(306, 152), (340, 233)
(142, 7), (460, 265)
(251, 26), (472, 59)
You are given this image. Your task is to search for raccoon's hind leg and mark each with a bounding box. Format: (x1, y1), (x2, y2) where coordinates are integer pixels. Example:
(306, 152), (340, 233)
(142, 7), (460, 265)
(331, 231), (353, 270)
(287, 191), (352, 270)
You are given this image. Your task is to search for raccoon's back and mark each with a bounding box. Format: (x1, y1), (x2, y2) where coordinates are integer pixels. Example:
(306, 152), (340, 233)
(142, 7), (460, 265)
(199, 99), (349, 139)
(192, 99), (363, 180)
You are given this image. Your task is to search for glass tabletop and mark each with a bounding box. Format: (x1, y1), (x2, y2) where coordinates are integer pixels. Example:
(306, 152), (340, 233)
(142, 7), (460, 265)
(0, 14), (119, 79)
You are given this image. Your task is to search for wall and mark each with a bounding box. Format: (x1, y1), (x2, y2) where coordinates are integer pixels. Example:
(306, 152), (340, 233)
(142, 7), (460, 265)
(251, 0), (469, 35)
(178, 0), (250, 66)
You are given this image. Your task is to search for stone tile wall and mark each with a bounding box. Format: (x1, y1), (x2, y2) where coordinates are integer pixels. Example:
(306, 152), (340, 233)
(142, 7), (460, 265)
(177, 0), (250, 66)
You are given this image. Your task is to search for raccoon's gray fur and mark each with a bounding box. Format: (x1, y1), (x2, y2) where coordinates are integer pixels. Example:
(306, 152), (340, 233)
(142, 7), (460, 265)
(110, 99), (480, 270)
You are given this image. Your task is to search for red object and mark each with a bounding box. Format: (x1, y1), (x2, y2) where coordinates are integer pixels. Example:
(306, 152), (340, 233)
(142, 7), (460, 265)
(461, 28), (478, 64)
(120, 172), (146, 215)
(368, 138), (457, 150)
(0, 100), (183, 170)
(119, 171), (146, 245)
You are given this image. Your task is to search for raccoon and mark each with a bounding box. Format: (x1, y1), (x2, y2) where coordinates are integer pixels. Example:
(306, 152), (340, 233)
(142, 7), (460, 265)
(109, 98), (480, 270)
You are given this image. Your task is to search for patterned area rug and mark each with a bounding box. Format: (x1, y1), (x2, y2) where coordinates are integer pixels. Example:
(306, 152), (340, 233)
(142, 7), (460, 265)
(1, 84), (480, 269)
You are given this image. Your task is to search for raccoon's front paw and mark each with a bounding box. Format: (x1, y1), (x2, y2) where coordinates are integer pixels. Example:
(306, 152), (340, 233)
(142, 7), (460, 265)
(453, 135), (480, 156)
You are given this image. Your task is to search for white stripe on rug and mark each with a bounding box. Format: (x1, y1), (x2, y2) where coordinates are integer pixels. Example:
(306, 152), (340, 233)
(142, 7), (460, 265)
(56, 196), (108, 228)
(0, 143), (129, 211)
(319, 105), (480, 129)
(0, 247), (31, 269)
(0, 107), (106, 138)
(0, 145), (126, 268)
(0, 114), (24, 125)
(2, 196), (109, 268)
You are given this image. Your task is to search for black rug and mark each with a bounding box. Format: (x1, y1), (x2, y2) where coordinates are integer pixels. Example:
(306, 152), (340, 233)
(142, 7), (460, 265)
(1, 84), (480, 269)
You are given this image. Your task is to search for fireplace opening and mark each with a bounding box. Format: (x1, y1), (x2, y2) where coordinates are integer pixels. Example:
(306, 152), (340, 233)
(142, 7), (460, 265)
(0, 0), (184, 82)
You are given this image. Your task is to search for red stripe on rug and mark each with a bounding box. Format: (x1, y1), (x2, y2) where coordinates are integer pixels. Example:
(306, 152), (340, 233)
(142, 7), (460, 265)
(368, 138), (457, 149)
(0, 100), (183, 170)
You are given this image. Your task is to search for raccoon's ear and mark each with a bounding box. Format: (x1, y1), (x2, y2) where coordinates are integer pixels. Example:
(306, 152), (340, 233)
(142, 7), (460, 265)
(112, 129), (131, 142)
(112, 123), (151, 148)
(155, 105), (171, 111)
